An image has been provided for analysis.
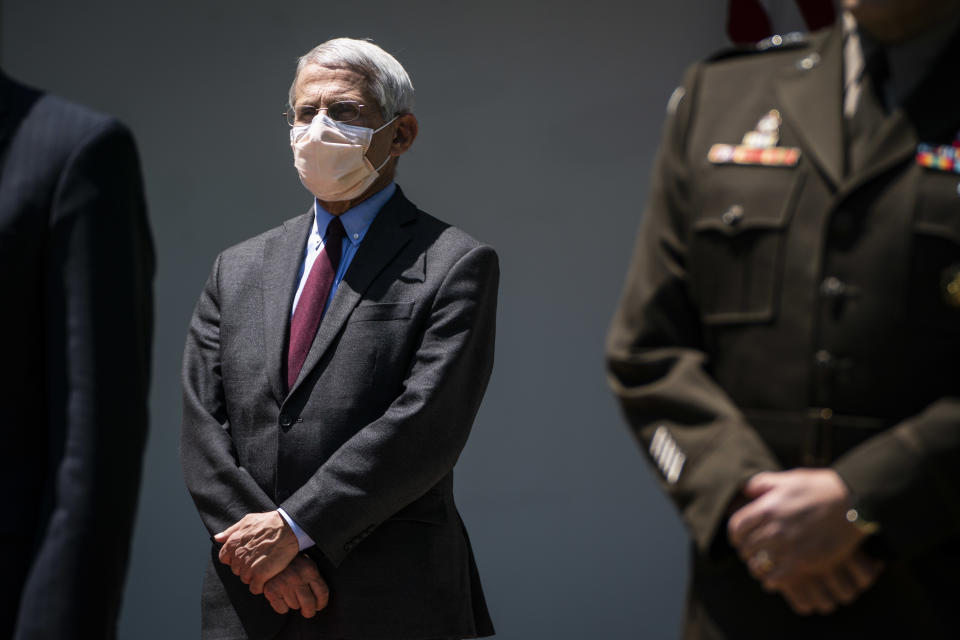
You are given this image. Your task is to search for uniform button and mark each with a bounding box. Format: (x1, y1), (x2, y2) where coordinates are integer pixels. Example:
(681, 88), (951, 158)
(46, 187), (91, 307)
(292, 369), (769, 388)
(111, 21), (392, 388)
(721, 205), (744, 226)
(279, 414), (293, 427)
(815, 350), (833, 366)
(819, 408), (833, 420)
(820, 277), (846, 298)
(797, 53), (820, 70)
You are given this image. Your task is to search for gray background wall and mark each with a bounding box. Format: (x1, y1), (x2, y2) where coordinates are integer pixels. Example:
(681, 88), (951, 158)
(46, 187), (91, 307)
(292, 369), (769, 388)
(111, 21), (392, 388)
(2, 2), (742, 638)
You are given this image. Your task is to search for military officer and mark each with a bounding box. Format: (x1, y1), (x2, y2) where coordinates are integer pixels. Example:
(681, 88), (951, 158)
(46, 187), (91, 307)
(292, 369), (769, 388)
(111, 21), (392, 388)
(606, 0), (960, 637)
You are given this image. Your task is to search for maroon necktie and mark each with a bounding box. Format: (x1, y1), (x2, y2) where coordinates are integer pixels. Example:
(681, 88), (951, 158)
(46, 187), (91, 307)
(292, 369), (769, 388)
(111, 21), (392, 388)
(286, 217), (346, 391)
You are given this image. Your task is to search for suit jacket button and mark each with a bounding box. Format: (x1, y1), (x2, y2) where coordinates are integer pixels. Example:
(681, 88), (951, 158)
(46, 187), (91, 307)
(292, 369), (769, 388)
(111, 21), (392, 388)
(279, 414), (293, 427)
(820, 277), (846, 298)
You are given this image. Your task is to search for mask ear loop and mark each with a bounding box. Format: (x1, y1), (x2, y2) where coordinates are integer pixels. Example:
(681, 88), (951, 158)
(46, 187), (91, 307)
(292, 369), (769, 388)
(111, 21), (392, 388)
(372, 114), (398, 134)
(371, 115), (400, 172)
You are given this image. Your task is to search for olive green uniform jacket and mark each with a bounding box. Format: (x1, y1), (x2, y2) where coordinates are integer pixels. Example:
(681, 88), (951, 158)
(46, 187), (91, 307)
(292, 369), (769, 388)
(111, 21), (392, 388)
(606, 23), (960, 639)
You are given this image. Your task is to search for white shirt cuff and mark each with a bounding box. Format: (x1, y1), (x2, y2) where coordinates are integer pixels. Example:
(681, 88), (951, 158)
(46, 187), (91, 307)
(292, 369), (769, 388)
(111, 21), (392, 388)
(277, 508), (315, 551)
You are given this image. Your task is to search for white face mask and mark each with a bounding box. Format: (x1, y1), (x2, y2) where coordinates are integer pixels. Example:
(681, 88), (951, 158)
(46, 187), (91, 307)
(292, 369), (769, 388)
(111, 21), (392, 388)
(290, 114), (396, 202)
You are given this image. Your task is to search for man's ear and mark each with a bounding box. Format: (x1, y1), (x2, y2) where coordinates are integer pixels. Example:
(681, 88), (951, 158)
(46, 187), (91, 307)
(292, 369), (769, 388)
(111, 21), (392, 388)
(390, 113), (418, 157)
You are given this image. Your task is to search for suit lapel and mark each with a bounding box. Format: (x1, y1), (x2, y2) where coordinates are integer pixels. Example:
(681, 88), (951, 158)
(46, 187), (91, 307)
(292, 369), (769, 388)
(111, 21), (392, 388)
(286, 189), (418, 399)
(838, 110), (913, 195)
(262, 210), (314, 403)
(776, 26), (845, 190)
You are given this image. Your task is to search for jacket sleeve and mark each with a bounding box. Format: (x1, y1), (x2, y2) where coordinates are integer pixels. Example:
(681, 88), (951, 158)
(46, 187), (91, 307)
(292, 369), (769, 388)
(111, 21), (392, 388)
(833, 398), (960, 558)
(604, 65), (780, 554)
(280, 244), (499, 567)
(180, 253), (281, 536)
(16, 120), (153, 638)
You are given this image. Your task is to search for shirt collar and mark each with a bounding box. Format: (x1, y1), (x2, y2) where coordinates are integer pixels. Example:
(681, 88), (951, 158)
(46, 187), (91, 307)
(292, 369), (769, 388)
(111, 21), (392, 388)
(313, 181), (396, 245)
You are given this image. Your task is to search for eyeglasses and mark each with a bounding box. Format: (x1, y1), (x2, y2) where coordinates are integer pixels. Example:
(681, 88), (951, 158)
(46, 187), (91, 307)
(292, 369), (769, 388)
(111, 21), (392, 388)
(283, 100), (366, 126)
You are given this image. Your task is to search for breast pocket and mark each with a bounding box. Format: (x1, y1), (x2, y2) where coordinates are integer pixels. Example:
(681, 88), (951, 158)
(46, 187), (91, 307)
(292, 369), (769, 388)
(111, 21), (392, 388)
(688, 167), (803, 325)
(909, 170), (960, 332)
(348, 301), (414, 323)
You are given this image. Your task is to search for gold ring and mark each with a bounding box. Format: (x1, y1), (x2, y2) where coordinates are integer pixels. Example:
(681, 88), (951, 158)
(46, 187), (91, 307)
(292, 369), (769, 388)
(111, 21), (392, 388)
(753, 550), (774, 574)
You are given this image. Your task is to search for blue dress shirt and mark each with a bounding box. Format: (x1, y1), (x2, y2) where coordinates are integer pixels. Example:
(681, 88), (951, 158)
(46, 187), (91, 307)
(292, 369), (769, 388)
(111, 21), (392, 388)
(291, 182), (396, 316)
(279, 181), (396, 550)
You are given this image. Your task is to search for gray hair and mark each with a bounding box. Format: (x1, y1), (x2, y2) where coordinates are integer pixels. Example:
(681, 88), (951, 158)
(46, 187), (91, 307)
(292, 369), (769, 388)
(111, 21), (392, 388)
(288, 38), (415, 120)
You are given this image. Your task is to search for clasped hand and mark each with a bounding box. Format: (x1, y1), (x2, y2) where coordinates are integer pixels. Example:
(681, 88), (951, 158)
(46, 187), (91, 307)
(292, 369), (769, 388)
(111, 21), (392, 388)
(215, 511), (329, 617)
(727, 469), (883, 615)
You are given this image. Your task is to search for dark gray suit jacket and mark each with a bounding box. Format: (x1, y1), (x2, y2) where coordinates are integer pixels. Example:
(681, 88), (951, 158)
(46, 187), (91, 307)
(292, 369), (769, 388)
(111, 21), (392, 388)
(181, 187), (498, 639)
(0, 72), (154, 639)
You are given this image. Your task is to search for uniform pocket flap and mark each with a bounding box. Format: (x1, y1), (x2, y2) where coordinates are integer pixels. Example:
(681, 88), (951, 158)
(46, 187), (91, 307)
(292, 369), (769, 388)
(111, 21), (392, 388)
(692, 167), (802, 237)
(914, 222), (960, 246)
(693, 211), (789, 236)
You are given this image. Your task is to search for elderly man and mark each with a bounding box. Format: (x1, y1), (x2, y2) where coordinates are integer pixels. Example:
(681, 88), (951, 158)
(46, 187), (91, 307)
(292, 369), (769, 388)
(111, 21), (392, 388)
(181, 38), (497, 640)
(606, 0), (960, 638)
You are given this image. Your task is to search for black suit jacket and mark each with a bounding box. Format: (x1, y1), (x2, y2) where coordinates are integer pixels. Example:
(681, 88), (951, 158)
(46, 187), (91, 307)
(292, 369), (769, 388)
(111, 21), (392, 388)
(0, 72), (154, 638)
(181, 188), (497, 639)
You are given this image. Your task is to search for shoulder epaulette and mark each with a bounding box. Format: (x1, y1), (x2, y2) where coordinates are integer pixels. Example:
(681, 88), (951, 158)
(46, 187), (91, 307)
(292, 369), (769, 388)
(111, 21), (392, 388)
(707, 31), (808, 62)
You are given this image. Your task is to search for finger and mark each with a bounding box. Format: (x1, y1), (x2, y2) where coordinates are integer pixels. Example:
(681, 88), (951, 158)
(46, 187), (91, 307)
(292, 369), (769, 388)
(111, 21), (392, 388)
(249, 557), (282, 595)
(277, 580), (300, 610)
(266, 594), (289, 615)
(738, 522), (787, 566)
(296, 582), (317, 618)
(742, 472), (778, 499)
(779, 581), (815, 616)
(728, 501), (769, 548)
(846, 552), (883, 590)
(213, 530), (230, 543)
(213, 522), (238, 543)
(265, 574), (299, 610)
(242, 556), (259, 590)
(218, 540), (234, 566)
(762, 558), (802, 588)
(821, 565), (857, 605)
(308, 578), (330, 610)
(808, 578), (838, 615)
(264, 582), (292, 613)
(746, 549), (776, 581)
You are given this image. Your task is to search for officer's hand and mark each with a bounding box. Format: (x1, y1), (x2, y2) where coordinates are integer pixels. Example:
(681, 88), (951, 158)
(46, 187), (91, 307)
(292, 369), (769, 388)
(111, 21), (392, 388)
(767, 550), (883, 615)
(727, 469), (867, 580)
(262, 555), (330, 617)
(214, 510), (300, 595)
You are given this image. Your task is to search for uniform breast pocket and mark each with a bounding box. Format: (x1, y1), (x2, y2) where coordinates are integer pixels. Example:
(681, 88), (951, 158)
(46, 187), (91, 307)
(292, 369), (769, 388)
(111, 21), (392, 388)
(909, 170), (960, 332)
(688, 167), (803, 325)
